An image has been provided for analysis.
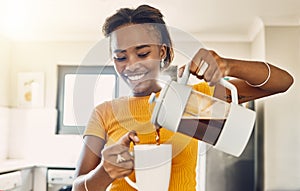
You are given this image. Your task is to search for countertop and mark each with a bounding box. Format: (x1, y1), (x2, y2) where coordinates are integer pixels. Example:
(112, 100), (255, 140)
(0, 159), (76, 173)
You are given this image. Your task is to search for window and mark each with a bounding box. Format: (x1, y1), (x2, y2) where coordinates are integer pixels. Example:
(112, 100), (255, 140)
(56, 65), (121, 134)
(56, 65), (177, 135)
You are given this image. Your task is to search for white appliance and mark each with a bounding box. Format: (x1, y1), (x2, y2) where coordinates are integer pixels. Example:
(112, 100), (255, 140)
(47, 169), (74, 191)
(0, 171), (22, 191)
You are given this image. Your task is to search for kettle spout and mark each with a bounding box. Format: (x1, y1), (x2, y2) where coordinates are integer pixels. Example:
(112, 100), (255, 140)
(154, 125), (161, 130)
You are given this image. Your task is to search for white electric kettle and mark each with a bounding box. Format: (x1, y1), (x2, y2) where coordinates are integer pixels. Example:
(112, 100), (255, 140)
(149, 62), (256, 157)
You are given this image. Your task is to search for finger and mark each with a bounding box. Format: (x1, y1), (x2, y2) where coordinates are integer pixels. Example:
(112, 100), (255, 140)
(117, 160), (134, 170)
(190, 60), (200, 74)
(191, 49), (209, 74)
(103, 153), (134, 167)
(103, 161), (134, 179)
(203, 66), (217, 82)
(102, 144), (127, 156)
(120, 168), (134, 176)
(118, 130), (140, 147)
(127, 130), (140, 145)
(208, 70), (223, 86)
(196, 61), (209, 76)
(114, 168), (134, 179)
(178, 65), (185, 77)
(119, 150), (134, 160)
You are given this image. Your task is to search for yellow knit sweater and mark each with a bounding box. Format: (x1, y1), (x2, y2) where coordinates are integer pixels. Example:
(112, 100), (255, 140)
(84, 82), (212, 191)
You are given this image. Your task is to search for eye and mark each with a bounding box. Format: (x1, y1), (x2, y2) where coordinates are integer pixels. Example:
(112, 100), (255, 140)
(138, 52), (150, 58)
(113, 56), (126, 62)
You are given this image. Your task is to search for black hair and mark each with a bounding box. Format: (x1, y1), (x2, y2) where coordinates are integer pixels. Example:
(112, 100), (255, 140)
(102, 4), (174, 67)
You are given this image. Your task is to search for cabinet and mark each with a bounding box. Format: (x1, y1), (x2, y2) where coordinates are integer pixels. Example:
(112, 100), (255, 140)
(33, 167), (47, 191)
(0, 168), (33, 191)
(21, 168), (33, 191)
(0, 164), (74, 191)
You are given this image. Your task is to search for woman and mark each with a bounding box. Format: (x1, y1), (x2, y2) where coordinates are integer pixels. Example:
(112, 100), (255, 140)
(72, 4), (293, 191)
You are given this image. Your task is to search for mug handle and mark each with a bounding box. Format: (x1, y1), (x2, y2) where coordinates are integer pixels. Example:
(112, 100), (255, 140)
(124, 176), (138, 190)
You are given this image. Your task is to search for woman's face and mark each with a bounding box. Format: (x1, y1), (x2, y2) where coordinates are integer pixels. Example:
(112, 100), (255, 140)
(110, 24), (166, 96)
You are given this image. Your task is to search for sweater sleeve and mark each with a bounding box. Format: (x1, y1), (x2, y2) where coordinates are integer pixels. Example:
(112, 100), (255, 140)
(83, 104), (107, 141)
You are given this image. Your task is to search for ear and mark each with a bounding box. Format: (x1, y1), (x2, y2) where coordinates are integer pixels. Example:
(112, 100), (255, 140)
(160, 44), (167, 60)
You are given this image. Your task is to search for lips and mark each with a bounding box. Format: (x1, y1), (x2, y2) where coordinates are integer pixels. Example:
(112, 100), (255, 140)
(124, 73), (146, 81)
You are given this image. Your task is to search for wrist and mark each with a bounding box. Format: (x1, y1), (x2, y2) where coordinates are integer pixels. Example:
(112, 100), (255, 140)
(99, 165), (114, 182)
(221, 57), (231, 77)
(221, 58), (240, 77)
(85, 165), (114, 191)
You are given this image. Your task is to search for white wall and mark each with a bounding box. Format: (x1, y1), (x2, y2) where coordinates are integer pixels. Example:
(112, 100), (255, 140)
(8, 108), (83, 164)
(0, 36), (11, 106)
(0, 36), (12, 160)
(7, 41), (94, 164)
(202, 41), (251, 60)
(251, 27), (265, 61)
(0, 107), (10, 161)
(264, 26), (300, 190)
(10, 41), (95, 108)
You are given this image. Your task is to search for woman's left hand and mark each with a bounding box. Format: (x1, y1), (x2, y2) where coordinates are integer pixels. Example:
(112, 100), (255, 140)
(102, 131), (140, 179)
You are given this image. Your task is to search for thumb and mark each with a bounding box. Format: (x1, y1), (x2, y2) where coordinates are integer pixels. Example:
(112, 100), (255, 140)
(118, 130), (140, 147)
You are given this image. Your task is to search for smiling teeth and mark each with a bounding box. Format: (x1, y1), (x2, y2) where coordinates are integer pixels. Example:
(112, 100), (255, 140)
(127, 74), (145, 81)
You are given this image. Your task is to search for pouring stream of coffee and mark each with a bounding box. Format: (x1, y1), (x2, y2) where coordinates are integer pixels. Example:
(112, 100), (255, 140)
(155, 125), (161, 145)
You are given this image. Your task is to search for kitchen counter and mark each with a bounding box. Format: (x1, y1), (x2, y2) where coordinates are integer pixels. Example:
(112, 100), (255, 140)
(0, 159), (76, 173)
(0, 159), (76, 191)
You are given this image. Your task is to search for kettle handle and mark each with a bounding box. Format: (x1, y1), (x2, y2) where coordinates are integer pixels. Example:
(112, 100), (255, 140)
(178, 62), (238, 104)
(219, 79), (238, 104)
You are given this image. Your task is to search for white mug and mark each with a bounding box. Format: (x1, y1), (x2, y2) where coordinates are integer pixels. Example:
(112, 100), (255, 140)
(125, 144), (172, 191)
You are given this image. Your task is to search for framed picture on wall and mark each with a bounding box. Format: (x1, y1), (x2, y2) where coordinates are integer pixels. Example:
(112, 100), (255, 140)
(17, 72), (44, 108)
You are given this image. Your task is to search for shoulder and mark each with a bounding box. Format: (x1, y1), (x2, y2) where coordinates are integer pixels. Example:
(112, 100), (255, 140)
(93, 96), (130, 114)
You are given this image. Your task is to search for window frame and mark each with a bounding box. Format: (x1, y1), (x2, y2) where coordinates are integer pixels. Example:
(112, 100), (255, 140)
(56, 65), (119, 134)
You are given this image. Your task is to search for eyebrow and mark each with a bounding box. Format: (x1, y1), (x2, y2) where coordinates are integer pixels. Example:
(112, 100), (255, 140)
(113, 44), (151, 53)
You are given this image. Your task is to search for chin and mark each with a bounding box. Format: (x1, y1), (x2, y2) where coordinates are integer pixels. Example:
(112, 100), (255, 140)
(132, 84), (154, 96)
(132, 88), (149, 96)
(130, 80), (159, 96)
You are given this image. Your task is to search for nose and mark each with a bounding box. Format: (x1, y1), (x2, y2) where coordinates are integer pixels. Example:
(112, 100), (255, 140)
(125, 56), (140, 72)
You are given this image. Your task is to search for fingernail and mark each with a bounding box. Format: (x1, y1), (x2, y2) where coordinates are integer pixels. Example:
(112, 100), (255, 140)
(134, 136), (140, 141)
(134, 136), (140, 143)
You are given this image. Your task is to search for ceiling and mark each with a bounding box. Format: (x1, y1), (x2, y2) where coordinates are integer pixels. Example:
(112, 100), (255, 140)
(0, 0), (299, 41)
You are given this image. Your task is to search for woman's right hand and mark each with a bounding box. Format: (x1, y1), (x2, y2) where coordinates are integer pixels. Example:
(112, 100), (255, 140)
(102, 131), (140, 179)
(178, 48), (229, 86)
